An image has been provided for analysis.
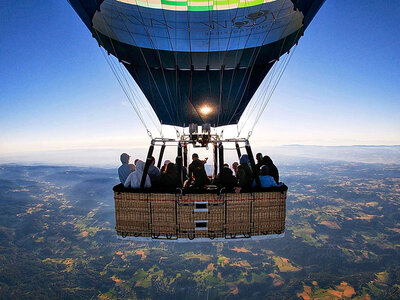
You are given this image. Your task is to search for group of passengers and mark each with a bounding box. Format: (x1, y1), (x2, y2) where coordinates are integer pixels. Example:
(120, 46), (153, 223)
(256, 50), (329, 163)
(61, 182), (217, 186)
(118, 151), (280, 193)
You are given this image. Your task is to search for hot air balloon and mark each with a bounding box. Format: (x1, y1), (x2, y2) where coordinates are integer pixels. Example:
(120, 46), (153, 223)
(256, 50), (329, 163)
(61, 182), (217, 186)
(68, 0), (325, 240)
(69, 0), (324, 127)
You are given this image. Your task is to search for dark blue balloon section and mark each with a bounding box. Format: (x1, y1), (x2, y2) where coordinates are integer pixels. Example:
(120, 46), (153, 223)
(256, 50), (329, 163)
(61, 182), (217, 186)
(69, 0), (325, 127)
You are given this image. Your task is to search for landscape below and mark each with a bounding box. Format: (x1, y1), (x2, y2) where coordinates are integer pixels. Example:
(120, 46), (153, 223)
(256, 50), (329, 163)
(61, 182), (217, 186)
(0, 161), (399, 299)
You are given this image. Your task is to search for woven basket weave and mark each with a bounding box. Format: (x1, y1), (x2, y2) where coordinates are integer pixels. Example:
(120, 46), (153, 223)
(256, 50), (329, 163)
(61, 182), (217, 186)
(114, 190), (286, 240)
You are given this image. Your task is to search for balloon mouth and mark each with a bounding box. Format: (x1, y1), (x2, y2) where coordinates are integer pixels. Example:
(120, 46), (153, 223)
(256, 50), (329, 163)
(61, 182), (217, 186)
(199, 105), (212, 116)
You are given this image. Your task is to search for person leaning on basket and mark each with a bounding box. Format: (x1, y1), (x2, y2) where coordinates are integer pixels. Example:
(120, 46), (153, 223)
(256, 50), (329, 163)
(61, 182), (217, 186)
(263, 155), (279, 185)
(124, 160), (151, 189)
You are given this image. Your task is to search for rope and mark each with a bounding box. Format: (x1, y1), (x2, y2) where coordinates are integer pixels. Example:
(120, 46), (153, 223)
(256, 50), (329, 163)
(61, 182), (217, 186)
(92, 1), (163, 135)
(237, 51), (286, 135)
(237, 42), (298, 137)
(95, 0), (189, 135)
(237, 60), (279, 132)
(223, 0), (270, 125)
(160, 2), (182, 125)
(250, 44), (297, 132)
(130, 0), (177, 120)
(227, 0), (289, 125)
(116, 4), (176, 124)
(95, 31), (152, 133)
(216, 0), (245, 126)
(233, 1), (304, 135)
(107, 1), (176, 129)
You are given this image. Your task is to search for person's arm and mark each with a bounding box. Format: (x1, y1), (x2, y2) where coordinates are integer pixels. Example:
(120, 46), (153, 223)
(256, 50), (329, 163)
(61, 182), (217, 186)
(237, 167), (245, 187)
(188, 164), (194, 182)
(273, 165), (279, 184)
(124, 173), (132, 188)
(146, 175), (151, 188)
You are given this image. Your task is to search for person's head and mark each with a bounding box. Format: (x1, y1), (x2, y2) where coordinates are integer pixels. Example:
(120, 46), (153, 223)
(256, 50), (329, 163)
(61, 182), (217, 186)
(134, 158), (139, 165)
(260, 165), (270, 176)
(164, 160), (171, 167)
(232, 162), (239, 170)
(120, 153), (130, 164)
(192, 153), (199, 160)
(256, 153), (263, 162)
(151, 156), (156, 165)
(263, 155), (273, 165)
(166, 162), (176, 176)
(240, 154), (249, 165)
(135, 160), (145, 171)
(221, 167), (233, 177)
(223, 163), (229, 168)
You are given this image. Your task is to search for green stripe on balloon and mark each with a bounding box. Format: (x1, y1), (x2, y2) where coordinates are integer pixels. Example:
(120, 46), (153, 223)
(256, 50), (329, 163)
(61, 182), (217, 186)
(161, 0), (188, 6)
(188, 5), (213, 11)
(239, 0), (263, 7)
(214, 0), (240, 5)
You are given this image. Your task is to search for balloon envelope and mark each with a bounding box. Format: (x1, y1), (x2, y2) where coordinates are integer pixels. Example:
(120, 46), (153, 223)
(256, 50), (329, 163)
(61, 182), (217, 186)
(69, 0), (325, 127)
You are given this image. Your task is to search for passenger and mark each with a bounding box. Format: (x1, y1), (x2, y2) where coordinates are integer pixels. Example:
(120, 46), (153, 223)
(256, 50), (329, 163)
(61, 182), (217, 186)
(255, 152), (263, 175)
(124, 160), (151, 189)
(187, 153), (210, 189)
(237, 154), (253, 192)
(253, 165), (277, 188)
(263, 155), (279, 185)
(216, 165), (237, 192)
(147, 156), (160, 186)
(118, 153), (135, 184)
(158, 162), (179, 191)
(161, 160), (171, 173)
(232, 162), (239, 177)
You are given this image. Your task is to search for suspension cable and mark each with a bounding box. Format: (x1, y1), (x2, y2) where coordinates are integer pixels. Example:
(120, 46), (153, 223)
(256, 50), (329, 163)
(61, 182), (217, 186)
(232, 2), (304, 135)
(227, 0), (290, 124)
(249, 44), (298, 134)
(115, 4), (176, 125)
(93, 0), (192, 136)
(91, 1), (163, 132)
(95, 32), (152, 133)
(224, 0), (274, 125)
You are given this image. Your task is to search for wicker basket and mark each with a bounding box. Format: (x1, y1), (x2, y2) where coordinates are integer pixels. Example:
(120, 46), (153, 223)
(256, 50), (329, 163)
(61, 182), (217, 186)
(114, 188), (286, 240)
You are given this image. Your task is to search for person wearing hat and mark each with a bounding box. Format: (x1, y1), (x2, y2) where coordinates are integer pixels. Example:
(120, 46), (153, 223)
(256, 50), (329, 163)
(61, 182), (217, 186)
(118, 153), (135, 184)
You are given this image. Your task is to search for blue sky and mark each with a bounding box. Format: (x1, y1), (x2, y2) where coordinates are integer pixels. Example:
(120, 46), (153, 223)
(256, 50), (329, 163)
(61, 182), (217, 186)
(0, 0), (399, 158)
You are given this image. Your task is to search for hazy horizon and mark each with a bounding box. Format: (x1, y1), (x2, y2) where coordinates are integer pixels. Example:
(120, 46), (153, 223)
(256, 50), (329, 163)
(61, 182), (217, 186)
(1, 144), (399, 168)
